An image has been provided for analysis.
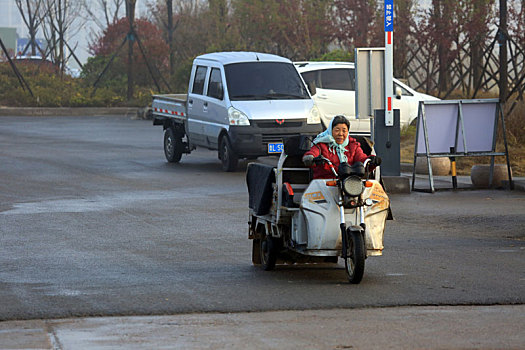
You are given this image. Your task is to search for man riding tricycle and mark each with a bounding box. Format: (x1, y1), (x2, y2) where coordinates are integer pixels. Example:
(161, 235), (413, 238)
(246, 116), (390, 284)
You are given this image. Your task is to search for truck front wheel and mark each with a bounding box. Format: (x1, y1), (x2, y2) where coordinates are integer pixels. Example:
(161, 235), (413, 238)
(164, 128), (183, 163)
(219, 135), (238, 172)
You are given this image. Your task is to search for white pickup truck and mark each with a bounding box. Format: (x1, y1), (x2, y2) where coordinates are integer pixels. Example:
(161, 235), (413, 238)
(152, 52), (323, 171)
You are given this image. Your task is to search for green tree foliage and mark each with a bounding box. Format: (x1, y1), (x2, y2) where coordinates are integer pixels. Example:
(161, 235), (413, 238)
(231, 0), (335, 60)
(333, 0), (383, 50)
(5, 0), (522, 109)
(84, 17), (169, 93)
(314, 49), (354, 62)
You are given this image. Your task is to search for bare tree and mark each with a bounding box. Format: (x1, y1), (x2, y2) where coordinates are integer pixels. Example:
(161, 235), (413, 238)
(150, 0), (179, 77)
(39, 0), (83, 74)
(429, 0), (460, 94)
(393, 0), (416, 80)
(81, 0), (125, 31)
(15, 0), (45, 56)
(148, 0), (206, 73)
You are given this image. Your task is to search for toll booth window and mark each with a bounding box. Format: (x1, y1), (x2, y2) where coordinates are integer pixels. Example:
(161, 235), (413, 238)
(394, 82), (413, 96)
(192, 66), (208, 95)
(207, 68), (224, 100)
(320, 69), (355, 91)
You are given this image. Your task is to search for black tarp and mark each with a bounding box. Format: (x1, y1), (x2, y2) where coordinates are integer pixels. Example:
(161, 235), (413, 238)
(246, 163), (275, 216)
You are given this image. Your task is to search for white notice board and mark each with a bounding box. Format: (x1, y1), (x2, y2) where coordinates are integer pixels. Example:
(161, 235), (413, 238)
(416, 100), (498, 154)
(412, 99), (512, 193)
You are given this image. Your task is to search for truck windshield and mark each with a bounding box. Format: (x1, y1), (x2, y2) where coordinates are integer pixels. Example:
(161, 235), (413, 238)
(225, 62), (310, 101)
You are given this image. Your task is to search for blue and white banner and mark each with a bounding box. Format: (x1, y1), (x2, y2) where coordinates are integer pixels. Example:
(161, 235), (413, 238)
(384, 0), (394, 32)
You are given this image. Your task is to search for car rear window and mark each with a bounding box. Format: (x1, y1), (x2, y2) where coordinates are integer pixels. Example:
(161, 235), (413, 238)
(225, 62), (310, 100)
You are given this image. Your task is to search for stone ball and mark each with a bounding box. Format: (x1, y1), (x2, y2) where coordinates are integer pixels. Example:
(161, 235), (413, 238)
(415, 156), (451, 176)
(471, 164), (512, 188)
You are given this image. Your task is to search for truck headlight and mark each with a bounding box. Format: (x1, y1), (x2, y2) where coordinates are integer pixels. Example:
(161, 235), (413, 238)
(228, 107), (250, 126)
(307, 105), (321, 124)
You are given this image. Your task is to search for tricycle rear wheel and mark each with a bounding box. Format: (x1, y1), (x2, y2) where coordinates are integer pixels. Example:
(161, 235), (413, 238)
(260, 235), (277, 271)
(345, 230), (365, 284)
(252, 239), (261, 266)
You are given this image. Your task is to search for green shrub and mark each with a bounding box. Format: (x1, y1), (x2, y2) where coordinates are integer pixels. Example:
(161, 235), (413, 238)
(314, 49), (354, 62)
(0, 61), (153, 107)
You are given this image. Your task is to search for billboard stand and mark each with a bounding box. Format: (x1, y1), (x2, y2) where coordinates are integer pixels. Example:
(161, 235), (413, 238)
(412, 99), (513, 193)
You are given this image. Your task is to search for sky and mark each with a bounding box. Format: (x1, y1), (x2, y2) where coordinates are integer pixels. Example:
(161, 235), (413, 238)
(0, 0), (150, 68)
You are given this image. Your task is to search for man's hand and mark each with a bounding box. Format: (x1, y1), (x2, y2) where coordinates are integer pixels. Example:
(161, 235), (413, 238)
(368, 155), (382, 167)
(302, 154), (315, 166)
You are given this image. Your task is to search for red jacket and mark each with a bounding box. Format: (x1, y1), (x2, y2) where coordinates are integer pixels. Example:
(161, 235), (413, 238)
(304, 138), (369, 179)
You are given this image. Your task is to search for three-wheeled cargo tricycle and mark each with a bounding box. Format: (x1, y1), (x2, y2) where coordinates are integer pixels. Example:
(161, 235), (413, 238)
(246, 136), (390, 283)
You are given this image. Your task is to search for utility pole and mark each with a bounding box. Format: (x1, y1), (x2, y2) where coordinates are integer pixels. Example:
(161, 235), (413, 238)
(126, 0), (136, 101)
(499, 0), (508, 104)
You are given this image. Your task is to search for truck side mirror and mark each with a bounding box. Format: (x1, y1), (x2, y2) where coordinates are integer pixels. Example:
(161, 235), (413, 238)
(395, 86), (402, 100)
(307, 81), (317, 96)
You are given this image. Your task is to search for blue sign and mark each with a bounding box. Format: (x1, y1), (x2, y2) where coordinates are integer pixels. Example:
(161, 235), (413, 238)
(384, 0), (394, 32)
(16, 38), (45, 56)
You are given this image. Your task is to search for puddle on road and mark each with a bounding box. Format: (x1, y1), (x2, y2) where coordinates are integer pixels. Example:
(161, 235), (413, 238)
(0, 191), (209, 215)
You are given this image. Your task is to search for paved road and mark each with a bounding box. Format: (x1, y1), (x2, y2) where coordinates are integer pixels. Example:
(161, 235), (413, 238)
(0, 115), (524, 347)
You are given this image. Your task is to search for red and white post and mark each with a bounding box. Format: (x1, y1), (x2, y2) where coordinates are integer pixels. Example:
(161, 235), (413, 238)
(384, 0), (394, 126)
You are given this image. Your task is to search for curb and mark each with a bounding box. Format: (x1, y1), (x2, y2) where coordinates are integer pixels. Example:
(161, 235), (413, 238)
(382, 176), (411, 194)
(0, 107), (146, 117)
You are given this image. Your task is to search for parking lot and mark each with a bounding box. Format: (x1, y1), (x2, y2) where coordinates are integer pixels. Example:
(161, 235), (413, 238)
(0, 115), (523, 348)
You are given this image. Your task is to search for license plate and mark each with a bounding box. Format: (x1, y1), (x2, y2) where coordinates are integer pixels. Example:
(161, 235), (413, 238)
(268, 142), (284, 154)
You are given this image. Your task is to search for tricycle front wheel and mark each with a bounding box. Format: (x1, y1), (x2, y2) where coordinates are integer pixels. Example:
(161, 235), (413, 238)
(345, 230), (365, 284)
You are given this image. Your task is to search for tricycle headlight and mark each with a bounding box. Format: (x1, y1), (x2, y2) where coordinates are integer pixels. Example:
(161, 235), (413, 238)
(307, 105), (321, 124)
(343, 176), (364, 197)
(228, 107), (250, 126)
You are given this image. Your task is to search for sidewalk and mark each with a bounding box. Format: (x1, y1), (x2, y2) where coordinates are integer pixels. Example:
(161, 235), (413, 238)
(1, 305), (524, 349)
(394, 162), (525, 193)
(406, 172), (525, 193)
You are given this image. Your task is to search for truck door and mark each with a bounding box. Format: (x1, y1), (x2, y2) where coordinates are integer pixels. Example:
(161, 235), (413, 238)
(204, 66), (228, 149)
(187, 65), (208, 146)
